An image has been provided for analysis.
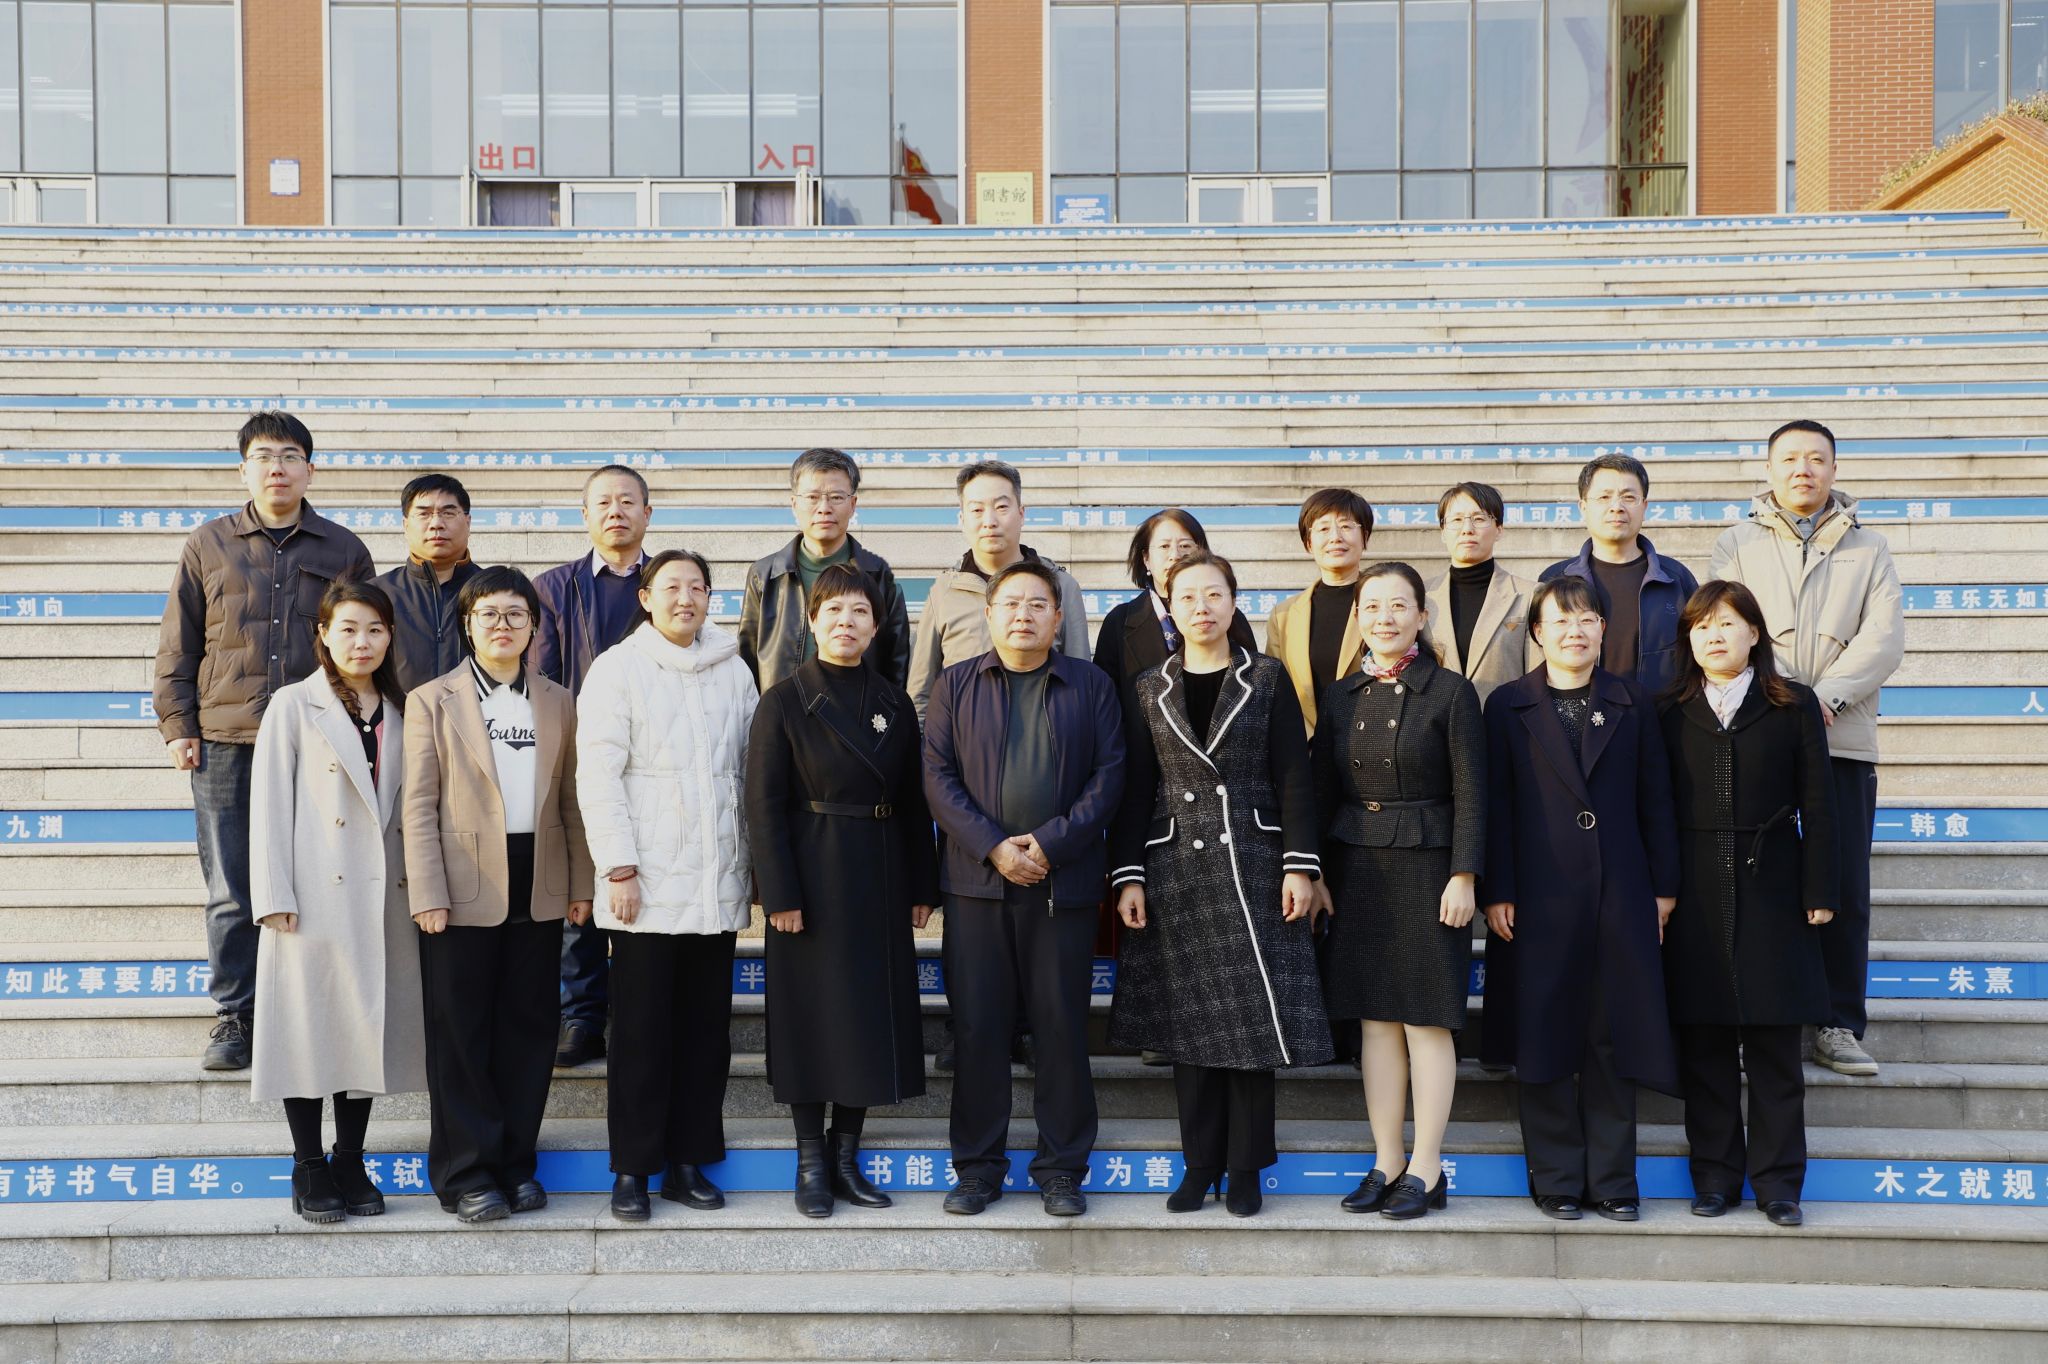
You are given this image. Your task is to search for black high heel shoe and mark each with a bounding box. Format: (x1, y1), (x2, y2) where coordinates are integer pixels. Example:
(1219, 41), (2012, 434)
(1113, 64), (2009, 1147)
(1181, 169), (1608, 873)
(827, 1132), (892, 1208)
(291, 1157), (345, 1225)
(1166, 1166), (1223, 1213)
(1341, 1166), (1404, 1213)
(793, 1137), (834, 1218)
(1380, 1170), (1448, 1220)
(1224, 1169), (1263, 1218)
(328, 1147), (384, 1217)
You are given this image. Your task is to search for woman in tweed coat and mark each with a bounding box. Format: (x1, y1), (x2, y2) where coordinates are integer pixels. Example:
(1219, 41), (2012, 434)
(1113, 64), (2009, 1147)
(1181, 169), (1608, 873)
(1108, 552), (1329, 1218)
(1314, 562), (1486, 1221)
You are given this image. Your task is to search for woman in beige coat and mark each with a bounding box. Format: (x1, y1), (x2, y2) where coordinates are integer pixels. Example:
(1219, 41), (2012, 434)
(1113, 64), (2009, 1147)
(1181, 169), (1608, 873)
(251, 579), (427, 1225)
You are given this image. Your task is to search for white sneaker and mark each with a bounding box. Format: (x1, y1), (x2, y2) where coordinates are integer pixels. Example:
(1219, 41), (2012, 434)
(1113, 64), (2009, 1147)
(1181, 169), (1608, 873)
(1814, 1026), (1879, 1077)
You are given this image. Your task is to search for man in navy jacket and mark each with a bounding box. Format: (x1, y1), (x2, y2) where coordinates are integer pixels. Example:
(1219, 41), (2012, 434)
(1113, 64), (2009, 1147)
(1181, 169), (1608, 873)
(923, 561), (1124, 1219)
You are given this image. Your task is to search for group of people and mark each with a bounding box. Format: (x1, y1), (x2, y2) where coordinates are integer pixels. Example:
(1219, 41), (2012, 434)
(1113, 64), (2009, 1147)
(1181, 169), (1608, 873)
(152, 412), (1902, 1230)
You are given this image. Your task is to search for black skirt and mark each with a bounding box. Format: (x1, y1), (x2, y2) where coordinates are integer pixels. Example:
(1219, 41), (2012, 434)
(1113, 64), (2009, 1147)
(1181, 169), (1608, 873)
(1321, 842), (1469, 1031)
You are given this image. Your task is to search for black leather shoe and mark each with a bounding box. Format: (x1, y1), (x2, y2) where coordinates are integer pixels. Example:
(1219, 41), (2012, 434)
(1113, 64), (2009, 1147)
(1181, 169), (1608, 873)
(328, 1148), (384, 1217)
(610, 1174), (650, 1222)
(794, 1137), (834, 1218)
(1166, 1167), (1222, 1213)
(1223, 1169), (1262, 1218)
(1381, 1171), (1448, 1221)
(1594, 1199), (1640, 1222)
(1763, 1199), (1804, 1227)
(660, 1163), (724, 1210)
(1690, 1192), (1739, 1218)
(554, 1019), (605, 1068)
(827, 1132), (892, 1208)
(456, 1187), (511, 1224)
(508, 1179), (547, 1214)
(290, 1157), (345, 1225)
(1140, 1049), (1172, 1068)
(943, 1176), (1000, 1215)
(201, 1014), (252, 1071)
(934, 1046), (956, 1073)
(1534, 1194), (1583, 1220)
(1039, 1173), (1086, 1217)
(1342, 1168), (1402, 1213)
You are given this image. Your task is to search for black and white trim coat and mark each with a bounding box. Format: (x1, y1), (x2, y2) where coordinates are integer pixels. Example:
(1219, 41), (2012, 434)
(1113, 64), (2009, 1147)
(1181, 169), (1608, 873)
(1106, 648), (1334, 1071)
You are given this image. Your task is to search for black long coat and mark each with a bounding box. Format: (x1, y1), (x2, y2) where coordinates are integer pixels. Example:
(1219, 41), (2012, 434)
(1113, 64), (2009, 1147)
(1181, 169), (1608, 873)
(1479, 668), (1681, 1094)
(745, 659), (941, 1107)
(1659, 682), (1838, 1026)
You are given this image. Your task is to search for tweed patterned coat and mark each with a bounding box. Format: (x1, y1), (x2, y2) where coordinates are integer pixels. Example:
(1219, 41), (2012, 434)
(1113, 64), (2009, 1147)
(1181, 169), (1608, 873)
(1107, 649), (1332, 1070)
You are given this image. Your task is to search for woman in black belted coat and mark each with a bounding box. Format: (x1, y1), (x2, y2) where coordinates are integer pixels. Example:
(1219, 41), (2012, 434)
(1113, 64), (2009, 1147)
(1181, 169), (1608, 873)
(1659, 580), (1836, 1228)
(746, 564), (940, 1218)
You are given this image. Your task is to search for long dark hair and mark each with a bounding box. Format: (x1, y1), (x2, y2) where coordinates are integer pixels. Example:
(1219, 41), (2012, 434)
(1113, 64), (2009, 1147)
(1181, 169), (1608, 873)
(1665, 580), (1798, 708)
(313, 578), (402, 722)
(1126, 508), (1214, 590)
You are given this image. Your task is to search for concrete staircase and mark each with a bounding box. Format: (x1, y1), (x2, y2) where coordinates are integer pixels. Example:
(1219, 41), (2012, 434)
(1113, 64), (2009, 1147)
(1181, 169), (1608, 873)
(1, 213), (2045, 1359)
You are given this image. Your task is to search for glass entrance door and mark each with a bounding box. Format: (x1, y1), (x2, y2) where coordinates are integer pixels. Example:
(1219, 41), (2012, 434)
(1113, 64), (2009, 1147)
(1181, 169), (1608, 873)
(561, 183), (646, 228)
(6, 178), (96, 224)
(655, 185), (733, 227)
(1193, 179), (1253, 224)
(1189, 177), (1327, 224)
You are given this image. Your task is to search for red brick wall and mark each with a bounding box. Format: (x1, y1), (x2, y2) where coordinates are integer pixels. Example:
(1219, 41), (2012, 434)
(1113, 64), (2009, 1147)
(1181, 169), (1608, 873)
(964, 0), (1045, 223)
(1798, 0), (1935, 210)
(242, 0), (326, 225)
(1697, 0), (1780, 214)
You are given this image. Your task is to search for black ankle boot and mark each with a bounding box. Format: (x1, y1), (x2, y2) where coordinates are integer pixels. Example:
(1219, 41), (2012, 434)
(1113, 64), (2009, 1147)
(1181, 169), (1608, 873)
(1224, 1168), (1263, 1218)
(610, 1173), (651, 1222)
(827, 1131), (892, 1208)
(291, 1157), (346, 1225)
(1166, 1166), (1223, 1213)
(329, 1147), (384, 1217)
(794, 1137), (834, 1218)
(660, 1163), (725, 1210)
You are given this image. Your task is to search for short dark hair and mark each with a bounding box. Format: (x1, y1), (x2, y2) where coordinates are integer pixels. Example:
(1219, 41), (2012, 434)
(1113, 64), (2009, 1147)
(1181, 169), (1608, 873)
(1767, 419), (1837, 455)
(1436, 481), (1505, 526)
(1666, 580), (1799, 709)
(237, 410), (313, 460)
(455, 565), (540, 657)
(790, 447), (861, 492)
(400, 473), (470, 517)
(1576, 453), (1650, 500)
(984, 558), (1062, 606)
(1357, 560), (1427, 612)
(1528, 575), (1603, 633)
(1161, 549), (1238, 602)
(584, 463), (651, 503)
(1296, 488), (1374, 549)
(806, 561), (884, 620)
(632, 548), (714, 633)
(956, 459), (1023, 500)
(1126, 508), (1214, 590)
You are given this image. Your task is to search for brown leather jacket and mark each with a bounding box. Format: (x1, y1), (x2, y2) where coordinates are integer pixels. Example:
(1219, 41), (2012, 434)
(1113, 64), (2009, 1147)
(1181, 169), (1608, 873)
(152, 502), (376, 744)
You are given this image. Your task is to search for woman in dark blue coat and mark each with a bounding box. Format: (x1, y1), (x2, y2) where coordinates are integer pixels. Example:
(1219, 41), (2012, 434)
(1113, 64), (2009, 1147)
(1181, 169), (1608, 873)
(1480, 576), (1681, 1223)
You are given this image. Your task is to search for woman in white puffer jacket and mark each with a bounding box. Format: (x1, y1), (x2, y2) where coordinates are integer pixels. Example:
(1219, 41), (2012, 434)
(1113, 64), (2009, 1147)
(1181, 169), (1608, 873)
(576, 548), (759, 1222)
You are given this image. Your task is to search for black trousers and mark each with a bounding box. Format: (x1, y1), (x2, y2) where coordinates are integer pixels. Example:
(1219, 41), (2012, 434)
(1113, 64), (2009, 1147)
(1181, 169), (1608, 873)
(1173, 1064), (1277, 1173)
(943, 884), (1098, 1186)
(1517, 975), (1638, 1202)
(1823, 757), (1878, 1037)
(418, 915), (562, 1200)
(1678, 1022), (1807, 1203)
(606, 930), (736, 1175)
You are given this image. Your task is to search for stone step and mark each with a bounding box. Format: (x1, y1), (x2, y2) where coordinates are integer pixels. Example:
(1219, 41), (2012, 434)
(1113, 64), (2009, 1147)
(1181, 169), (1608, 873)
(1873, 844), (2048, 893)
(1873, 893), (2048, 942)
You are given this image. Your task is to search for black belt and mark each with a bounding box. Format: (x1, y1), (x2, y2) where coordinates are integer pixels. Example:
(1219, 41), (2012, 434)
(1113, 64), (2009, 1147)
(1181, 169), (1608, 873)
(1354, 797), (1450, 814)
(806, 800), (894, 819)
(1683, 805), (1795, 873)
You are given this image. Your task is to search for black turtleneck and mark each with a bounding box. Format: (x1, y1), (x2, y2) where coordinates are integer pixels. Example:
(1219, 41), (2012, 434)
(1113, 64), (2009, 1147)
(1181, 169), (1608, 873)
(1448, 560), (1494, 665)
(817, 656), (869, 718)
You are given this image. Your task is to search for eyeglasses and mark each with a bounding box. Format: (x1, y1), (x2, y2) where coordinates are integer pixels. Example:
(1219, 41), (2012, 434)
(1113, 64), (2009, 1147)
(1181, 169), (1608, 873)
(795, 493), (853, 510)
(1442, 515), (1495, 531)
(472, 609), (532, 629)
(246, 453), (307, 469)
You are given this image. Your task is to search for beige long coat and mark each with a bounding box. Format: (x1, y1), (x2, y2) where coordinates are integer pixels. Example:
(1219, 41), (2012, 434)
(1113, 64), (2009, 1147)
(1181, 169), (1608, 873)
(249, 672), (427, 1102)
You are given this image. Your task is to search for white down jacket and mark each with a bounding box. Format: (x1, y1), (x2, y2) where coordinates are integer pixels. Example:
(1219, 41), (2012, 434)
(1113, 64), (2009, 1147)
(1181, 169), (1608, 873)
(576, 620), (759, 935)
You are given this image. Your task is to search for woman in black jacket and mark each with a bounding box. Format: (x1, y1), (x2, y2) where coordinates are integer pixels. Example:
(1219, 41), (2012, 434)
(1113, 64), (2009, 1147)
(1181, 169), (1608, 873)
(1660, 580), (1836, 1229)
(1094, 509), (1259, 693)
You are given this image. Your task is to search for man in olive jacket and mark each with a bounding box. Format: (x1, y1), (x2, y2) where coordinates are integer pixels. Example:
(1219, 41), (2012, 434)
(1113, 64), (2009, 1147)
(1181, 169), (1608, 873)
(152, 412), (375, 1070)
(1711, 419), (1905, 1078)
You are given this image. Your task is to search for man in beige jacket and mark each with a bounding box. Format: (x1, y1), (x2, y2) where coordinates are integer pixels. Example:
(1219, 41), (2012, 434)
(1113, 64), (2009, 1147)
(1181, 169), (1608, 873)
(1711, 419), (1905, 1078)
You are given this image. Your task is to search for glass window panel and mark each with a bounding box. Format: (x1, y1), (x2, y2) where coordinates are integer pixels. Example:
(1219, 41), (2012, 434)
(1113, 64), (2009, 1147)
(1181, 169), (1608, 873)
(1331, 171), (1396, 221)
(1933, 0), (2003, 141)
(1190, 4), (1256, 172)
(97, 173), (166, 224)
(1194, 180), (1249, 223)
(331, 6), (398, 177)
(402, 178), (463, 226)
(1547, 167), (1610, 217)
(568, 188), (639, 227)
(823, 8), (889, 175)
(1260, 4), (1326, 173)
(2018, 1), (2048, 98)
(658, 186), (728, 225)
(474, 7), (542, 175)
(822, 177), (888, 225)
(333, 179), (401, 227)
(168, 4), (236, 175)
(1475, 168), (1540, 216)
(400, 7), (468, 176)
(684, 8), (749, 176)
(0, 5), (18, 173)
(169, 176), (237, 225)
(755, 8), (821, 175)
(893, 6), (957, 174)
(1120, 5), (1185, 173)
(1548, 0), (1610, 164)
(37, 182), (89, 223)
(1475, 0), (1541, 167)
(1401, 170), (1470, 219)
(1118, 174), (1185, 224)
(615, 9), (681, 176)
(1403, 0), (1469, 170)
(543, 9), (609, 175)
(1269, 181), (1322, 221)
(1049, 6), (1114, 174)
(894, 174), (956, 224)
(97, 2), (166, 173)
(1049, 174), (1114, 221)
(1331, 2), (1397, 171)
(22, 1), (95, 172)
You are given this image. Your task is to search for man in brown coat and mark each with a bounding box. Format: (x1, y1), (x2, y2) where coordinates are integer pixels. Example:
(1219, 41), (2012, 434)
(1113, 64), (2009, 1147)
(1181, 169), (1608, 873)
(153, 412), (375, 1070)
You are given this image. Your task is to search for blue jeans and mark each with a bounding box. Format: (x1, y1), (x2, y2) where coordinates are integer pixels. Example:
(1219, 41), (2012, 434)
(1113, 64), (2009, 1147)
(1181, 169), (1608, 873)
(191, 740), (258, 1018)
(560, 918), (611, 1027)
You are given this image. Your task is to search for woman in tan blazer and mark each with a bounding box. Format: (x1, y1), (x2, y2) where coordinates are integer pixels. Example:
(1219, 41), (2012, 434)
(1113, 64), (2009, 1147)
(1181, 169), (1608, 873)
(1422, 482), (1542, 705)
(403, 565), (594, 1224)
(1264, 487), (1373, 737)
